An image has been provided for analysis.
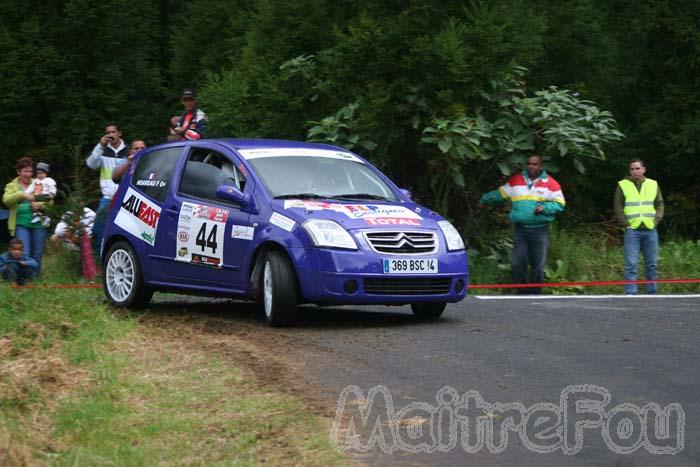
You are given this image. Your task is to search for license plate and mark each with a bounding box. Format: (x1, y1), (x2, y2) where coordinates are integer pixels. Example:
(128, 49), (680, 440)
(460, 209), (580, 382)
(383, 258), (438, 274)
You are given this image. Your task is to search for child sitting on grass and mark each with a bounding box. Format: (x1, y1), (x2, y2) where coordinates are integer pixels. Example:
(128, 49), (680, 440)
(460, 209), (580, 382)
(0, 238), (38, 285)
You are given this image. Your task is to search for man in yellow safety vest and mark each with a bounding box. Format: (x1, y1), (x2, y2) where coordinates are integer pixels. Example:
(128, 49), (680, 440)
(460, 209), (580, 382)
(614, 158), (664, 294)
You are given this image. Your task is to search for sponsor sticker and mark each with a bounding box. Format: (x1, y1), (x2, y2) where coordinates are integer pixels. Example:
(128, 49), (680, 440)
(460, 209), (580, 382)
(282, 200), (422, 222)
(270, 212), (296, 232)
(113, 187), (162, 245)
(135, 171), (167, 188)
(231, 224), (255, 240)
(343, 204), (422, 220)
(239, 147), (363, 163)
(365, 217), (421, 226)
(176, 202), (228, 267)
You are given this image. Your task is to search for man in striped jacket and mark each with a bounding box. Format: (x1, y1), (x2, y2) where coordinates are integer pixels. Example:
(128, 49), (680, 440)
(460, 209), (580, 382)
(479, 155), (566, 294)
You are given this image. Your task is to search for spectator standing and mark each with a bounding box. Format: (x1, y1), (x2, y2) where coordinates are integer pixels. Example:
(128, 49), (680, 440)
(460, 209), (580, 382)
(479, 155), (566, 294)
(27, 162), (57, 225)
(112, 139), (147, 183)
(86, 123), (128, 257)
(614, 158), (664, 294)
(1, 238), (38, 285)
(168, 89), (207, 141)
(2, 157), (52, 277)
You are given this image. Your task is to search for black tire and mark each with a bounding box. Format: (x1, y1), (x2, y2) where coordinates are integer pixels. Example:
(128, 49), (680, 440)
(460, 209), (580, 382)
(103, 241), (153, 308)
(410, 302), (446, 319)
(260, 250), (299, 326)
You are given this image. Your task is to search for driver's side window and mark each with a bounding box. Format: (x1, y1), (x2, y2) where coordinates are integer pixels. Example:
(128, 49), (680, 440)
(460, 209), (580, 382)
(179, 149), (246, 204)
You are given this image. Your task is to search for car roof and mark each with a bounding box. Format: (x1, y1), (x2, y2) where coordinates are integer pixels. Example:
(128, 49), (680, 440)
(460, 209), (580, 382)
(219, 138), (347, 152)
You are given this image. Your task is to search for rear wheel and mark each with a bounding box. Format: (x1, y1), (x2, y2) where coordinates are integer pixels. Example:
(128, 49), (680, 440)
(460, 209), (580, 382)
(103, 241), (153, 308)
(410, 302), (446, 319)
(261, 251), (299, 326)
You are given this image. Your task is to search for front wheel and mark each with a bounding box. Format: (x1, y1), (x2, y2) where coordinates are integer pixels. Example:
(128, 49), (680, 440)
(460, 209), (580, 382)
(103, 241), (153, 308)
(261, 251), (299, 326)
(410, 302), (446, 319)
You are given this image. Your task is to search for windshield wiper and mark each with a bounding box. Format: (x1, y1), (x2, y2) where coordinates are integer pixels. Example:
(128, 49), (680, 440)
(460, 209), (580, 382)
(274, 193), (328, 200)
(328, 193), (390, 201)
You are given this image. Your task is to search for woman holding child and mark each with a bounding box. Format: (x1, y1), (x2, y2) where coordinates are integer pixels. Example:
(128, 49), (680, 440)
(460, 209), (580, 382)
(2, 157), (52, 278)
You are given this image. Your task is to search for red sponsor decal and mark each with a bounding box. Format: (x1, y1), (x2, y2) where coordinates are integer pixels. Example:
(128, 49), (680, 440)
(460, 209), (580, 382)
(365, 217), (421, 226)
(124, 195), (160, 228)
(209, 207), (229, 223)
(192, 253), (221, 267)
(178, 231), (189, 242)
(137, 202), (160, 228)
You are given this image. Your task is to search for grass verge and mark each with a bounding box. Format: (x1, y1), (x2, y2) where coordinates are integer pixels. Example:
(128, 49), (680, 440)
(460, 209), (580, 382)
(1, 265), (345, 465)
(469, 226), (700, 294)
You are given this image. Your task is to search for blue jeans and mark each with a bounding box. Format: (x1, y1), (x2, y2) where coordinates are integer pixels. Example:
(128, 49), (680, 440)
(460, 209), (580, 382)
(512, 224), (549, 294)
(14, 225), (48, 278)
(623, 228), (658, 294)
(91, 197), (112, 260)
(2, 261), (36, 285)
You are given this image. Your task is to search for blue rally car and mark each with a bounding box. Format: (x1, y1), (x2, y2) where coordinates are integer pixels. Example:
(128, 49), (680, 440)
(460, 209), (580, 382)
(102, 139), (468, 325)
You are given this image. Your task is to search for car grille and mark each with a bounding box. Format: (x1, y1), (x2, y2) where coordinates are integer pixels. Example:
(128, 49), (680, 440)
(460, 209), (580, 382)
(364, 278), (452, 295)
(363, 231), (438, 255)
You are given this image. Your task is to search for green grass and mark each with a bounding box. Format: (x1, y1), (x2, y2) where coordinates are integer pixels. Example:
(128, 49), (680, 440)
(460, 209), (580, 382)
(469, 226), (700, 294)
(1, 250), (346, 466)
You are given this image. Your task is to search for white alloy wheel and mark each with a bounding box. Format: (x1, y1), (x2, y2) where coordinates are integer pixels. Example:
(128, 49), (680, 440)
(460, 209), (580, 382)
(103, 241), (153, 308)
(106, 249), (135, 302)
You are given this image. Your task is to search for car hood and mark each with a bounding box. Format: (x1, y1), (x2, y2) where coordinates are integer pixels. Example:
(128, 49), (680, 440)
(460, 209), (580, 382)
(271, 199), (442, 230)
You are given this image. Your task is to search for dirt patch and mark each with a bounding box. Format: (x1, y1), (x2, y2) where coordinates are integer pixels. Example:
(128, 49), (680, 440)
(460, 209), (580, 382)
(135, 311), (334, 415)
(0, 335), (91, 464)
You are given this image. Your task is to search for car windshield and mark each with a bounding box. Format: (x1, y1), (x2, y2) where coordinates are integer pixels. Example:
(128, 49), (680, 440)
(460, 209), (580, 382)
(248, 155), (398, 201)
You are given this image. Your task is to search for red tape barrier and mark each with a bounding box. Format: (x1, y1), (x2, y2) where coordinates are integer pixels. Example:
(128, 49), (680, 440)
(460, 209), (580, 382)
(9, 278), (700, 290)
(469, 278), (700, 289)
(11, 283), (102, 289)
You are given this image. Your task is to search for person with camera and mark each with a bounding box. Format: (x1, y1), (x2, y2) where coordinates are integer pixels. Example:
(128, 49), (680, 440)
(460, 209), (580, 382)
(86, 123), (129, 259)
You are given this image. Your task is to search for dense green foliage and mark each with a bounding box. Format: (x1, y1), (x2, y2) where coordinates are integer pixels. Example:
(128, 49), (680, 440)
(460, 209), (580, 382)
(1, 0), (698, 238)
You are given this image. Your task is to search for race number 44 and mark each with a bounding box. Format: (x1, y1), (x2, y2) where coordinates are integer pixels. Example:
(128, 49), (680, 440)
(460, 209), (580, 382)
(196, 222), (218, 254)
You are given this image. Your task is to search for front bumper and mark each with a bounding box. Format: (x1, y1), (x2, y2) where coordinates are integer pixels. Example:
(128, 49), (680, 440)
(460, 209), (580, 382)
(288, 246), (469, 305)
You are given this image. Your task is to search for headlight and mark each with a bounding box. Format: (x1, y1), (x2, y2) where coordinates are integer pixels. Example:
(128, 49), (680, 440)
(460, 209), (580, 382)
(302, 219), (358, 250)
(438, 220), (465, 251)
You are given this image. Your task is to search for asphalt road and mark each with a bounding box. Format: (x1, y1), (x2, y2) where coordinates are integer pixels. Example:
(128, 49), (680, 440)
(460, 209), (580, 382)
(284, 295), (700, 466)
(147, 294), (699, 466)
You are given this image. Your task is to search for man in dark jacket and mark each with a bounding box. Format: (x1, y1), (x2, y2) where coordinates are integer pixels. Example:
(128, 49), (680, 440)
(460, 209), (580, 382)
(169, 89), (208, 141)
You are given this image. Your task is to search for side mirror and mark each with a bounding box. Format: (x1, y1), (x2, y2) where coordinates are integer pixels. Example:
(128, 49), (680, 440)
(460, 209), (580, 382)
(399, 188), (413, 200)
(216, 185), (250, 206)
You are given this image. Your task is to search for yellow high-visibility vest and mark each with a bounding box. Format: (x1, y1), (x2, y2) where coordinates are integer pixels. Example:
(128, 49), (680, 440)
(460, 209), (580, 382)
(619, 178), (658, 229)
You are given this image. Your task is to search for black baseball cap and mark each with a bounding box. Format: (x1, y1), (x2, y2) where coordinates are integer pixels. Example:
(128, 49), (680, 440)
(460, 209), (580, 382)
(181, 89), (197, 99)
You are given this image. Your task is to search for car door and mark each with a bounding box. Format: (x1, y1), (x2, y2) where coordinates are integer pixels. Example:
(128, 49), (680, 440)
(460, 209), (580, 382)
(115, 145), (184, 284)
(152, 143), (252, 291)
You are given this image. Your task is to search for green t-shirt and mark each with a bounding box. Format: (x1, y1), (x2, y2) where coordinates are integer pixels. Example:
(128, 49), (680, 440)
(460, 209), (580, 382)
(15, 200), (42, 229)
